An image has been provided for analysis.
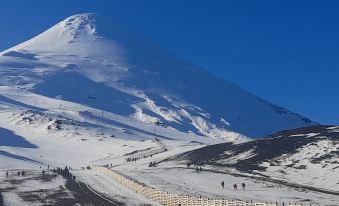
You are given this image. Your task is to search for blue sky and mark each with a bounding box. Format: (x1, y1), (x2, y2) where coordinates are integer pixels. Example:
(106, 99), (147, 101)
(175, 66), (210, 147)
(0, 0), (338, 124)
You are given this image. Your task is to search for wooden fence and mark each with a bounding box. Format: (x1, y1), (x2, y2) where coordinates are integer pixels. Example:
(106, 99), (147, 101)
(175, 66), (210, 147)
(94, 167), (303, 206)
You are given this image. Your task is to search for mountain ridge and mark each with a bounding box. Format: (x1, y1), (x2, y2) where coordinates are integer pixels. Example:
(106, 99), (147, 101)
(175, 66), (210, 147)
(0, 13), (316, 140)
(169, 125), (339, 192)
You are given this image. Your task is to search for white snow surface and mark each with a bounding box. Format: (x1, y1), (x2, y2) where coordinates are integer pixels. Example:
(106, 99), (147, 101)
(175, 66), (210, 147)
(0, 170), (72, 206)
(0, 13), (316, 140)
(260, 137), (339, 191)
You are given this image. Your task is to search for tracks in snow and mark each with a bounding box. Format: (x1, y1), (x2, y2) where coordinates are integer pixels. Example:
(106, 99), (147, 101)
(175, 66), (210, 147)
(66, 175), (125, 206)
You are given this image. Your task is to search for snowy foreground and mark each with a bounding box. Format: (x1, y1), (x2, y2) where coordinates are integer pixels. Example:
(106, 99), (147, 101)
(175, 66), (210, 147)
(103, 142), (339, 206)
(1, 126), (338, 206)
(0, 102), (338, 205)
(0, 13), (336, 206)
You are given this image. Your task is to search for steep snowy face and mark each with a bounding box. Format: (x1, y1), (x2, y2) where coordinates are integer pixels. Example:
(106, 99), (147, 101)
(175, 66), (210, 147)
(0, 14), (316, 140)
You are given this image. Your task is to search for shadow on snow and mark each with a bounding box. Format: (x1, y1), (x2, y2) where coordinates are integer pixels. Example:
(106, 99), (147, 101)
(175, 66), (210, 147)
(0, 127), (37, 148)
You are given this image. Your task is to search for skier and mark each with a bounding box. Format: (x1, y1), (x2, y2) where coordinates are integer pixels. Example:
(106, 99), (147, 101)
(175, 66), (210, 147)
(221, 181), (224, 189)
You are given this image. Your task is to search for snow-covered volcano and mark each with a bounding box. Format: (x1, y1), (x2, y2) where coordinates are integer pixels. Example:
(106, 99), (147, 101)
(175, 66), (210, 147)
(0, 13), (316, 140)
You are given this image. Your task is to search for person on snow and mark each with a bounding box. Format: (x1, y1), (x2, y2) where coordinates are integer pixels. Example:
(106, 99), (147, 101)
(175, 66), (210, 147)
(242, 183), (246, 190)
(233, 184), (237, 190)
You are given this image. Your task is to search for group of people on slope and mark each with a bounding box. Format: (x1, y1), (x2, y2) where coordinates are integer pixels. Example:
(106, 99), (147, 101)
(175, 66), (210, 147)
(221, 181), (246, 190)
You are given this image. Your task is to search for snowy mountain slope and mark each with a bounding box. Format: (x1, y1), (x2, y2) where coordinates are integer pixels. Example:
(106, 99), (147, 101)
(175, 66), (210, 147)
(0, 13), (316, 141)
(171, 125), (339, 192)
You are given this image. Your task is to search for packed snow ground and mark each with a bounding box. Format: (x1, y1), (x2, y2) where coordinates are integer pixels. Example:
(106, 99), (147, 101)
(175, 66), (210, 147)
(107, 152), (339, 206)
(116, 167), (339, 206)
(74, 169), (161, 206)
(0, 169), (72, 206)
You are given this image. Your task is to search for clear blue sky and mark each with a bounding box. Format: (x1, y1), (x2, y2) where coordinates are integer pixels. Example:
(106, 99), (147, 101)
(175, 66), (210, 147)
(0, 0), (338, 124)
